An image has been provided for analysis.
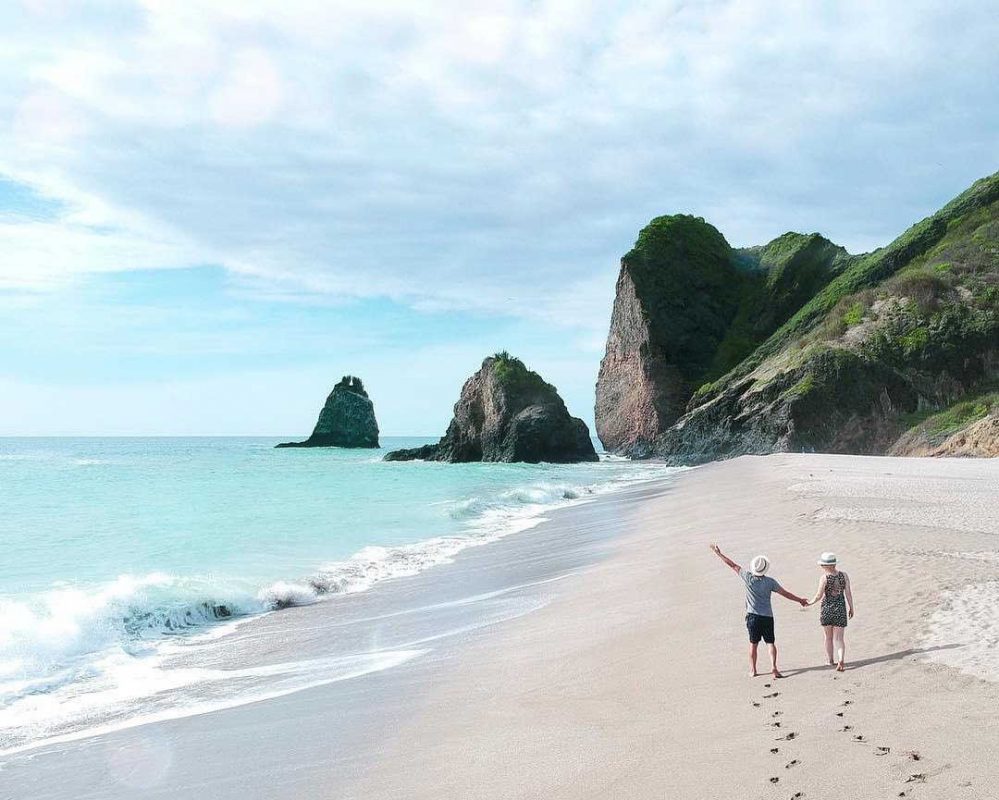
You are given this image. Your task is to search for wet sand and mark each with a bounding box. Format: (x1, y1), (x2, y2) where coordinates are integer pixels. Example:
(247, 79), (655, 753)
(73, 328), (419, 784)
(0, 478), (673, 798)
(3, 454), (997, 799)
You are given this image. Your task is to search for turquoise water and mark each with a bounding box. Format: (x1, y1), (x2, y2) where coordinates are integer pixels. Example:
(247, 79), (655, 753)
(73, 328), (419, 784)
(0, 436), (676, 749)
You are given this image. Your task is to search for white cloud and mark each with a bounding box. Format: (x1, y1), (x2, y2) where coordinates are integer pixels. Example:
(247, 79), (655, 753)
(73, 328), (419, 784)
(209, 48), (283, 128)
(0, 0), (996, 319)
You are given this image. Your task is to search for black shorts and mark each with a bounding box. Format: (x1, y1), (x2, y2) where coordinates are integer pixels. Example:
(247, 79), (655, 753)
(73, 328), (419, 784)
(746, 613), (775, 644)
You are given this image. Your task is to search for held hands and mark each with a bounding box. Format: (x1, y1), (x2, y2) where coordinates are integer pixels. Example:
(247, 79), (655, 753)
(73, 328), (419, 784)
(798, 598), (809, 607)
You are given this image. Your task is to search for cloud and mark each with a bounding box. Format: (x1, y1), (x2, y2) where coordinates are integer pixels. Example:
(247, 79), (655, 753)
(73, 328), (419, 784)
(0, 0), (996, 324)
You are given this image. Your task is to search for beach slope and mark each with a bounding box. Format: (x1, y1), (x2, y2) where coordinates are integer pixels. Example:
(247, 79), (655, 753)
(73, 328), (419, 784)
(352, 454), (999, 799)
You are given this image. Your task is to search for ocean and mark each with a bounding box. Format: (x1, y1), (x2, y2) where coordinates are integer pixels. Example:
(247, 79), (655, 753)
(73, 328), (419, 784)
(0, 436), (679, 755)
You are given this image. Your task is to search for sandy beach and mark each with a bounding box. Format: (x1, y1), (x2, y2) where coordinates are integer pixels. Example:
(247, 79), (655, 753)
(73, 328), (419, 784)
(352, 454), (999, 800)
(3, 454), (997, 800)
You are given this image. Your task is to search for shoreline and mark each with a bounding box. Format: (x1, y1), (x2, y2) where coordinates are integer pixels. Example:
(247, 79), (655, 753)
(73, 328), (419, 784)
(351, 453), (999, 800)
(3, 454), (998, 799)
(0, 474), (677, 797)
(0, 442), (681, 760)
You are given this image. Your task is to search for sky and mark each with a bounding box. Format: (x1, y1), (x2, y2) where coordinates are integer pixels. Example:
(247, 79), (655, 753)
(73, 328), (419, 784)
(0, 0), (996, 436)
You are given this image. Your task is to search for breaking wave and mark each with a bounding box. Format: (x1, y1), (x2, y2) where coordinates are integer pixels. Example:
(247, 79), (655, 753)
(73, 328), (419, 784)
(0, 461), (680, 729)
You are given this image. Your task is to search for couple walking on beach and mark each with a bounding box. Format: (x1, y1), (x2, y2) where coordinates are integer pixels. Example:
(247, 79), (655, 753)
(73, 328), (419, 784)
(710, 544), (854, 678)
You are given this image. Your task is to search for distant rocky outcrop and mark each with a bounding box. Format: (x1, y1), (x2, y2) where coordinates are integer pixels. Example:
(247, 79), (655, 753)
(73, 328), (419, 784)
(385, 353), (598, 463)
(277, 376), (379, 449)
(596, 170), (999, 463)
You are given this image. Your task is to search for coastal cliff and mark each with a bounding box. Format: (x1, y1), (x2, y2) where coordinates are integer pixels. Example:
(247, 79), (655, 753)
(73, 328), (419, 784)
(385, 353), (598, 463)
(594, 216), (743, 455)
(596, 171), (999, 462)
(277, 376), (379, 449)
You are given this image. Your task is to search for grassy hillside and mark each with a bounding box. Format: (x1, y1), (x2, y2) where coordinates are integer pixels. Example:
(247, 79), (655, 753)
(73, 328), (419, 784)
(697, 172), (999, 402)
(655, 170), (999, 462)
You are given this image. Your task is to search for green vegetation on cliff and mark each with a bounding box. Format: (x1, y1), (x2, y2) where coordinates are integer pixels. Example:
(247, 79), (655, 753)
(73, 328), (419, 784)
(623, 215), (742, 383)
(900, 391), (999, 440)
(598, 169), (999, 462)
(708, 172), (999, 395)
(622, 216), (851, 394)
(666, 170), (999, 461)
(703, 232), (850, 380)
(491, 350), (553, 394)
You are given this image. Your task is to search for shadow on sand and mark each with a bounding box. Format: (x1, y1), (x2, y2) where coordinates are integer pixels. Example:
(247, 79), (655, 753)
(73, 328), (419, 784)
(784, 643), (964, 677)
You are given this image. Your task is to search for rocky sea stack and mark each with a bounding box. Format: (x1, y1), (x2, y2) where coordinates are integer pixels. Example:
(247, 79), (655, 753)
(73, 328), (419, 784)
(596, 171), (999, 463)
(385, 353), (598, 463)
(277, 376), (379, 449)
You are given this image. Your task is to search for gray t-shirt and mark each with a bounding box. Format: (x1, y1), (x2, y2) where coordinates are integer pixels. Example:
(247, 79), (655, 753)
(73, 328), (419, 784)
(739, 568), (782, 617)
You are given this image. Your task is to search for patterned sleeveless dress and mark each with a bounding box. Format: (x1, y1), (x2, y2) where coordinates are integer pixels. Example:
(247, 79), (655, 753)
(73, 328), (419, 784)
(819, 572), (848, 627)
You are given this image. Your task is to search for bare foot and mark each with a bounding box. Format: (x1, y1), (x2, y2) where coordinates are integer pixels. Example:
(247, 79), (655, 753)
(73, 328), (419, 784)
(773, 670), (784, 679)
(751, 670), (759, 677)
(836, 662), (846, 672)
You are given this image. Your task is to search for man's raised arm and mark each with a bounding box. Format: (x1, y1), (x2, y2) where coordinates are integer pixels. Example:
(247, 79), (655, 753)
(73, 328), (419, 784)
(709, 543), (741, 574)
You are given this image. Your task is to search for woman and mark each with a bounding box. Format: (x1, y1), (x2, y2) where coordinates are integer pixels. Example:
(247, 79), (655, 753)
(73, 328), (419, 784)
(806, 552), (854, 671)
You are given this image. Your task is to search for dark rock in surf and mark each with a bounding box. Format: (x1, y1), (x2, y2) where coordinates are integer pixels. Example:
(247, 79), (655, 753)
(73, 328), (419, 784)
(277, 375), (379, 449)
(385, 353), (598, 463)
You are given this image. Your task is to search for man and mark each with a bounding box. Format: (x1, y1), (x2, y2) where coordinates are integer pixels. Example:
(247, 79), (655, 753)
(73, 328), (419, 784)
(709, 544), (808, 678)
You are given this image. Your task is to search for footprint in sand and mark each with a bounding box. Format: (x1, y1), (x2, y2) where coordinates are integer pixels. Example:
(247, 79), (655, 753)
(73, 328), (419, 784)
(777, 732), (798, 741)
(905, 773), (927, 784)
(752, 702), (761, 707)
(905, 751), (921, 762)
(790, 793), (804, 799)
(841, 700), (853, 706)
(763, 692), (780, 699)
(769, 776), (780, 784)
(841, 725), (853, 732)
(770, 747), (779, 754)
(772, 711), (782, 717)
(853, 735), (866, 743)
(835, 711), (844, 717)
(772, 722), (782, 728)
(875, 746), (891, 756)
(785, 759), (799, 769)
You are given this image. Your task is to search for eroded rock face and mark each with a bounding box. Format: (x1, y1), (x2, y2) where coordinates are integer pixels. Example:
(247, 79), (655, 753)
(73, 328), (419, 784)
(655, 346), (918, 464)
(385, 354), (597, 463)
(926, 414), (999, 457)
(595, 215), (743, 455)
(277, 376), (379, 449)
(890, 393), (999, 458)
(594, 268), (688, 457)
(597, 170), (999, 464)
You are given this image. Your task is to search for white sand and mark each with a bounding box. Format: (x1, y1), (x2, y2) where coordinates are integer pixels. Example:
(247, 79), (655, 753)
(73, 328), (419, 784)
(352, 454), (999, 800)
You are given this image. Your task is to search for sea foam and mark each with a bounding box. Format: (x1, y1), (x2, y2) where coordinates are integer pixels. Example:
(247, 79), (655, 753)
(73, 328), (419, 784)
(0, 455), (681, 754)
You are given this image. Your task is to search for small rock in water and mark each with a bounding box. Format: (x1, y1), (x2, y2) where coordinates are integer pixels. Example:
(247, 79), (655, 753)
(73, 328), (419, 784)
(277, 376), (380, 449)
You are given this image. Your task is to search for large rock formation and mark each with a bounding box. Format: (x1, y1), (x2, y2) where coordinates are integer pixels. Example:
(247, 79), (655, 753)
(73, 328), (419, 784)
(595, 216), (743, 456)
(277, 376), (379, 449)
(385, 353), (598, 463)
(596, 170), (999, 463)
(595, 216), (849, 455)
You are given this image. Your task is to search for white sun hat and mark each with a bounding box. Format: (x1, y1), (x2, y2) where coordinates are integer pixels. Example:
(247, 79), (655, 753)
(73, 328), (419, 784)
(750, 555), (770, 576)
(818, 552), (838, 565)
